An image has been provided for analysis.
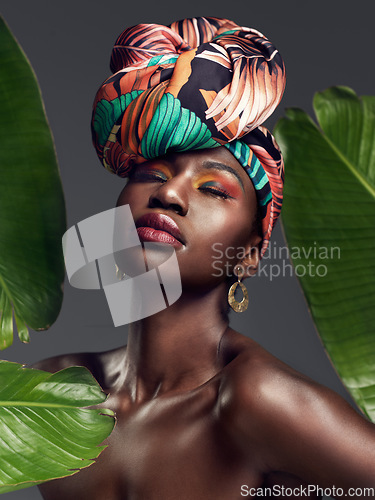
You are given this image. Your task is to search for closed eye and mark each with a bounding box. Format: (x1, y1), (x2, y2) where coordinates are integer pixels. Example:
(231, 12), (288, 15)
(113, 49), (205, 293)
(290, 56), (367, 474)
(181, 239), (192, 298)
(198, 182), (233, 199)
(129, 170), (168, 183)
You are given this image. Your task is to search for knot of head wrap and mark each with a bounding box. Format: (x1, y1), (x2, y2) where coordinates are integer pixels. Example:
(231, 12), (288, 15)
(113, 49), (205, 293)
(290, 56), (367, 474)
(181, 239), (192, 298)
(91, 16), (286, 256)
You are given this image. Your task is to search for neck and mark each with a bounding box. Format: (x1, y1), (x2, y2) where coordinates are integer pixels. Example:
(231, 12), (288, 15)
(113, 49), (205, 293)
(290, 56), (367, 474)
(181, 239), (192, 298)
(122, 283), (229, 402)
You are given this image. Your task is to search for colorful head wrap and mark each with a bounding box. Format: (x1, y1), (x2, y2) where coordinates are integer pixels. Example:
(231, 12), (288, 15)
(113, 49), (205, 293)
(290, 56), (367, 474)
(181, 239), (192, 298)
(92, 17), (286, 256)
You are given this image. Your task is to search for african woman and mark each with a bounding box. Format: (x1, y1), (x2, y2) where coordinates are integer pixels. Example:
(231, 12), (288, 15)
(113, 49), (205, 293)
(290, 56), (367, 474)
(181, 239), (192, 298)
(35, 17), (375, 499)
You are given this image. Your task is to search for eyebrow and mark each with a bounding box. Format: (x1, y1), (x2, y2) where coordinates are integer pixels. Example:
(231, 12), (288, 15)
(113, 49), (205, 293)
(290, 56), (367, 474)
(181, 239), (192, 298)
(201, 160), (245, 191)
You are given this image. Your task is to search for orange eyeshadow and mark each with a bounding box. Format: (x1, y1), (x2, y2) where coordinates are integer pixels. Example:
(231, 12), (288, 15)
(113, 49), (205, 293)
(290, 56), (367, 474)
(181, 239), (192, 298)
(193, 173), (242, 198)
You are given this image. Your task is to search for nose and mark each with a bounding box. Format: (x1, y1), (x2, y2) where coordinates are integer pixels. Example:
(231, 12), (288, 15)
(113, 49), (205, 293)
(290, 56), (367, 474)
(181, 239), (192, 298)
(149, 177), (188, 216)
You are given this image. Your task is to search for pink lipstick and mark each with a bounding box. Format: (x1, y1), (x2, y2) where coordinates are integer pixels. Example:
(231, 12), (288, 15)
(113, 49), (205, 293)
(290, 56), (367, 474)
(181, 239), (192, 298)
(135, 213), (184, 248)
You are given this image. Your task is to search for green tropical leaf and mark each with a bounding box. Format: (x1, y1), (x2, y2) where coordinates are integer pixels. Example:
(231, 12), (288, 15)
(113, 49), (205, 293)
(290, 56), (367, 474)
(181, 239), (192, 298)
(0, 16), (66, 349)
(0, 360), (115, 493)
(274, 86), (375, 420)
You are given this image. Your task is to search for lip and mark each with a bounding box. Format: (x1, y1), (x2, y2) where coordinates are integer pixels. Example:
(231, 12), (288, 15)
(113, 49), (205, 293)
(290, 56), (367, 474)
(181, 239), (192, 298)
(135, 213), (184, 247)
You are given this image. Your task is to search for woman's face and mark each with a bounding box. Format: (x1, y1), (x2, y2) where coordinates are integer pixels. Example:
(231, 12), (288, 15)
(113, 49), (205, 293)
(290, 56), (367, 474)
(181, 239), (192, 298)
(116, 147), (260, 290)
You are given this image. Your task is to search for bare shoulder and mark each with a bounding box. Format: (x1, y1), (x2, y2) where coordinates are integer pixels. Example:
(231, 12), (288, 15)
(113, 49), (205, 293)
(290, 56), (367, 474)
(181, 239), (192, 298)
(218, 329), (375, 487)
(217, 327), (357, 448)
(31, 345), (127, 392)
(219, 327), (320, 411)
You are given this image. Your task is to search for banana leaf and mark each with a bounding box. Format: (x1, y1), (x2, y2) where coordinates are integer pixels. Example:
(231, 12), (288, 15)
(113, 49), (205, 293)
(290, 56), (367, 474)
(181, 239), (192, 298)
(274, 86), (375, 421)
(0, 16), (66, 349)
(0, 360), (115, 494)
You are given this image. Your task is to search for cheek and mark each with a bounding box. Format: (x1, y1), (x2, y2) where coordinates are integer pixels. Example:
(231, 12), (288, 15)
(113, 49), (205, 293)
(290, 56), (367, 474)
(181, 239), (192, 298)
(117, 183), (149, 210)
(181, 206), (252, 283)
(201, 205), (251, 249)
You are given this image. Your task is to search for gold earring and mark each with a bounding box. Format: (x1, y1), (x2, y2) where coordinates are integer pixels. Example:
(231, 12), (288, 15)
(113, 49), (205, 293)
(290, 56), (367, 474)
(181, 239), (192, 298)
(115, 264), (126, 281)
(228, 265), (249, 313)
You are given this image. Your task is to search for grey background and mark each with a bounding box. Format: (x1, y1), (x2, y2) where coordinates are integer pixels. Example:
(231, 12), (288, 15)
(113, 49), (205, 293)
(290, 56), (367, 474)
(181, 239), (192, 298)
(1, 1), (374, 498)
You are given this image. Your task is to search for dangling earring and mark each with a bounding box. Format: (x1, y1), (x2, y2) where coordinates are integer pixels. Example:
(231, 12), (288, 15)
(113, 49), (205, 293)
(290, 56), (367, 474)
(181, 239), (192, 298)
(115, 264), (126, 281)
(228, 265), (249, 313)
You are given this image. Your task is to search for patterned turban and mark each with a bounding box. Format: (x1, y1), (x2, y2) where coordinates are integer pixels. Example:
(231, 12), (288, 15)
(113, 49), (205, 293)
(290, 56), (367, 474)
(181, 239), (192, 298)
(92, 17), (286, 256)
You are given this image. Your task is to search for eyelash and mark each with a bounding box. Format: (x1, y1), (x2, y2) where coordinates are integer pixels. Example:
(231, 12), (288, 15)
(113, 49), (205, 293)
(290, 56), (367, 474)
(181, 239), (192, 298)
(198, 185), (231, 199)
(130, 171), (167, 182)
(131, 171), (232, 199)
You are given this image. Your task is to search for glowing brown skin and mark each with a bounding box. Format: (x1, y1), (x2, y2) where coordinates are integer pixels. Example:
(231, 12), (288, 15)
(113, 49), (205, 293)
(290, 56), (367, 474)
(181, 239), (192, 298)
(35, 149), (375, 499)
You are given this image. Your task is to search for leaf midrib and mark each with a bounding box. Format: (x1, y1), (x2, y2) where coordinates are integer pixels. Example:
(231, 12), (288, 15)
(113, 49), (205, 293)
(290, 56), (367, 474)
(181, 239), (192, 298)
(0, 402), (93, 408)
(320, 129), (375, 199)
(0, 273), (14, 311)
